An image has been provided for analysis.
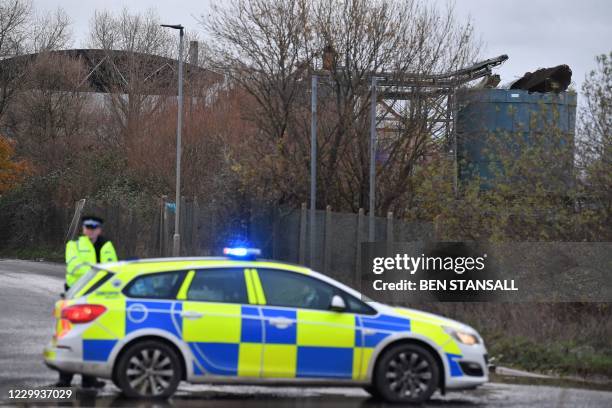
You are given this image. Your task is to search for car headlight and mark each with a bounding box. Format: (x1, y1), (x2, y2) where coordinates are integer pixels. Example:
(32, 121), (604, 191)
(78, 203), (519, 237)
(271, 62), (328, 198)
(444, 327), (480, 345)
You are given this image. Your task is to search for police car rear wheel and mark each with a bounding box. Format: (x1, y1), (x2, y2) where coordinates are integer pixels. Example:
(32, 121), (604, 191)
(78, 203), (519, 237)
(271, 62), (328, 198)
(374, 343), (439, 403)
(116, 340), (181, 398)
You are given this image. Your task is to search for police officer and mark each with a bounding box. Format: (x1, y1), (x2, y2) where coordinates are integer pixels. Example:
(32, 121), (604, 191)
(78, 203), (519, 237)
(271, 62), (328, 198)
(57, 215), (118, 388)
(64, 215), (118, 291)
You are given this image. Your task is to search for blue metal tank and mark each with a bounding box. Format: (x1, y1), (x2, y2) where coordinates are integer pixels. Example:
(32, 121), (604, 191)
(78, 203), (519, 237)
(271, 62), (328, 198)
(456, 88), (577, 187)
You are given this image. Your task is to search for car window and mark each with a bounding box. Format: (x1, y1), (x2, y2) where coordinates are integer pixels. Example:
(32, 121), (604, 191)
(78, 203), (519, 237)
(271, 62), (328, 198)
(124, 271), (186, 299)
(187, 269), (248, 304)
(258, 268), (377, 314)
(66, 269), (98, 298)
(257, 269), (337, 311)
(83, 272), (113, 296)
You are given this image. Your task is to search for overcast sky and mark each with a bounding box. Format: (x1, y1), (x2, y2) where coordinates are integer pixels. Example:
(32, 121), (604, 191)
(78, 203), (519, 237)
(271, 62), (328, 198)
(32, 0), (612, 92)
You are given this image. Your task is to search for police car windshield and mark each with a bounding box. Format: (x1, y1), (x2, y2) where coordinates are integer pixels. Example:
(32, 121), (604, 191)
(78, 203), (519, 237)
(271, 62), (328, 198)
(65, 268), (113, 299)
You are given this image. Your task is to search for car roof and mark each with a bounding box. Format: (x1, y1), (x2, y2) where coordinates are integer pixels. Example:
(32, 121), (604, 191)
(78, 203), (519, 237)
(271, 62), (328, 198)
(90, 256), (374, 309)
(96, 257), (312, 277)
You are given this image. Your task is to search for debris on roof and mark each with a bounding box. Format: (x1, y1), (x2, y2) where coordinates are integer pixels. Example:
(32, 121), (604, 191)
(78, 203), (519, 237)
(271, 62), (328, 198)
(509, 64), (572, 93)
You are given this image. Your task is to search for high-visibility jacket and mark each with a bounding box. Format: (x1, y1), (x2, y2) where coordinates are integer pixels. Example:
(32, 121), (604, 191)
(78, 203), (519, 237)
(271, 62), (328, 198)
(65, 236), (118, 288)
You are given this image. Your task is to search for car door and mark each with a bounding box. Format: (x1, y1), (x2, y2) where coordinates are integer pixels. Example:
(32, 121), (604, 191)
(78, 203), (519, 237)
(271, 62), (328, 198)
(180, 268), (263, 377)
(122, 270), (187, 341)
(252, 268), (362, 379)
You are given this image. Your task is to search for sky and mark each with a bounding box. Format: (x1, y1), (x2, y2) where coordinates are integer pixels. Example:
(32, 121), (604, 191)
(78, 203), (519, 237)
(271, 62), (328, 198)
(32, 0), (612, 93)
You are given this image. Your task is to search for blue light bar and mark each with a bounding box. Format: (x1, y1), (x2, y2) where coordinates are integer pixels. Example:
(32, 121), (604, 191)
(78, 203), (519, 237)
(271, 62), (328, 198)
(223, 247), (261, 259)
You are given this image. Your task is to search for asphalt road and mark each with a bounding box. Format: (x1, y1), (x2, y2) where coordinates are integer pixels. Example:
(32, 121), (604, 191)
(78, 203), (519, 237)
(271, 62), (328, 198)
(1, 259), (611, 408)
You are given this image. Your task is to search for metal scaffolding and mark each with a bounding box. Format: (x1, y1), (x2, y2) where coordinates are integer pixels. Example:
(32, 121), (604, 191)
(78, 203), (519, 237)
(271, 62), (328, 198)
(309, 55), (508, 249)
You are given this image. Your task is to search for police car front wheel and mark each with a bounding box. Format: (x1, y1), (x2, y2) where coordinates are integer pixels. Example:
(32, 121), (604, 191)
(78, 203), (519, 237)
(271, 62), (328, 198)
(373, 343), (439, 403)
(115, 340), (182, 398)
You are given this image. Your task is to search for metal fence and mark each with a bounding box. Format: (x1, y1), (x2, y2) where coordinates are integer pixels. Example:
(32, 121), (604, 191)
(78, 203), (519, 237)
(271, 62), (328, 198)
(157, 198), (434, 286)
(4, 196), (433, 287)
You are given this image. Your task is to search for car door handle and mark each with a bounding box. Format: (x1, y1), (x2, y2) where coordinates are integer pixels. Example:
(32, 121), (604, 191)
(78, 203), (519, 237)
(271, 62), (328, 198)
(181, 311), (203, 319)
(269, 317), (293, 329)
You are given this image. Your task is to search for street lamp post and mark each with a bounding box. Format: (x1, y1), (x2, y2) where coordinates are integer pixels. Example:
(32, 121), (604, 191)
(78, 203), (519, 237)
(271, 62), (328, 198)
(310, 74), (318, 267)
(161, 24), (185, 257)
(369, 76), (377, 242)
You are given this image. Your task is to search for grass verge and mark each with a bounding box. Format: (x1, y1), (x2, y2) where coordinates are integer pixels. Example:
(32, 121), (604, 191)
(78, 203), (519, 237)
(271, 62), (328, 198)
(488, 333), (612, 379)
(0, 246), (63, 262)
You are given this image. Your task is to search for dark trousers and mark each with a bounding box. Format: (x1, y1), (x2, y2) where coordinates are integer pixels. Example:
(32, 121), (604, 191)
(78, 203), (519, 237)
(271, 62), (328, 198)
(57, 371), (99, 387)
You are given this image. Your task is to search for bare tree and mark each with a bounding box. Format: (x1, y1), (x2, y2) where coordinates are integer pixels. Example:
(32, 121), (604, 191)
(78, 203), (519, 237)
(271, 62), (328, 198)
(8, 53), (91, 176)
(0, 0), (34, 118)
(576, 52), (612, 235)
(204, 0), (480, 214)
(578, 52), (611, 169)
(29, 7), (72, 52)
(89, 8), (173, 57)
(0, 0), (30, 58)
(87, 8), (177, 150)
(0, 0), (72, 119)
(312, 0), (479, 213)
(207, 4), (312, 139)
(86, 8), (225, 200)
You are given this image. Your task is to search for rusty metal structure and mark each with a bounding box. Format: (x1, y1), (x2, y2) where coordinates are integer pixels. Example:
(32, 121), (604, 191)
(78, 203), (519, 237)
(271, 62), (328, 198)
(308, 54), (508, 245)
(373, 55), (508, 148)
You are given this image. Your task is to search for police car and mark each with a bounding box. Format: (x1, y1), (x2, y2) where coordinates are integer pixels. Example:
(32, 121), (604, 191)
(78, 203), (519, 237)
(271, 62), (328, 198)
(44, 248), (488, 403)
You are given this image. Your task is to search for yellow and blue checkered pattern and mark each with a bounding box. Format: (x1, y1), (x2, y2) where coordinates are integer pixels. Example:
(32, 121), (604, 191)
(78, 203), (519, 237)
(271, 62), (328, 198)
(181, 303), (415, 379)
(75, 264), (466, 379)
(79, 297), (467, 378)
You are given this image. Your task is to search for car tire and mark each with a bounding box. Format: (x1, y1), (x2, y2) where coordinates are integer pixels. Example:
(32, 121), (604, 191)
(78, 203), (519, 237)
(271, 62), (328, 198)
(115, 340), (182, 398)
(373, 343), (439, 404)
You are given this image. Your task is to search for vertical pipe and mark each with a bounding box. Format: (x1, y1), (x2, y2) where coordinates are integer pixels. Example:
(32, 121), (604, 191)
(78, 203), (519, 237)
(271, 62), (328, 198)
(324, 205), (332, 273)
(355, 208), (364, 287)
(173, 28), (185, 256)
(192, 196), (199, 256)
(386, 210), (394, 259)
(368, 76), (377, 242)
(310, 75), (318, 266)
(180, 195), (186, 254)
(159, 195), (167, 256)
(450, 90), (458, 196)
(188, 40), (198, 115)
(163, 198), (170, 257)
(446, 92), (452, 146)
(386, 211), (394, 243)
(299, 202), (307, 264)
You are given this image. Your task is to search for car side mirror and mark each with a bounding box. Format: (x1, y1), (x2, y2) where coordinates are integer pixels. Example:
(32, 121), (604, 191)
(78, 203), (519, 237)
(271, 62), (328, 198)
(330, 295), (346, 312)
